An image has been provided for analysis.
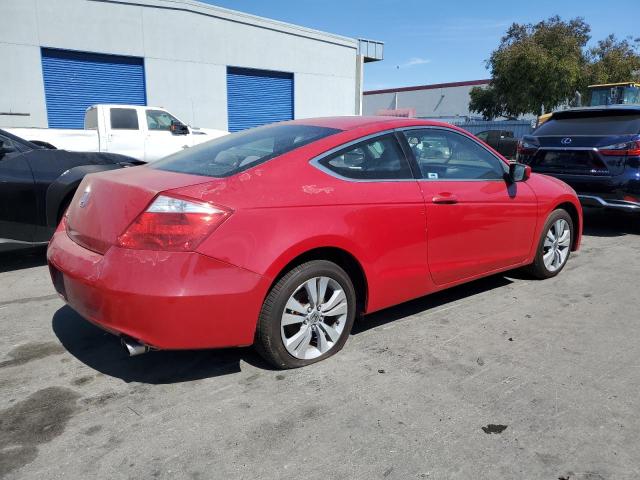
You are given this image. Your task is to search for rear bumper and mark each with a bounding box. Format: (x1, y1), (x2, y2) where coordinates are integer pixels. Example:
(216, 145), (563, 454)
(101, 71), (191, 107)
(578, 195), (640, 212)
(47, 231), (269, 350)
(534, 171), (640, 212)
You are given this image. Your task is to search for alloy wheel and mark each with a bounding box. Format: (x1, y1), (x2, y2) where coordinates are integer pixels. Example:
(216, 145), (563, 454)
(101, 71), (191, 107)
(542, 219), (571, 272)
(280, 276), (348, 360)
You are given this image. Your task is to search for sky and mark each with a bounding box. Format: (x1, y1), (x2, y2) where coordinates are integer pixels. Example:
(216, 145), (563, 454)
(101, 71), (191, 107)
(203, 0), (639, 91)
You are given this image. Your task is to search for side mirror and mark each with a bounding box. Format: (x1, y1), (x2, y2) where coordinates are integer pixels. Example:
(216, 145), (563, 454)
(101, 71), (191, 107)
(0, 144), (16, 157)
(170, 121), (189, 136)
(507, 162), (531, 182)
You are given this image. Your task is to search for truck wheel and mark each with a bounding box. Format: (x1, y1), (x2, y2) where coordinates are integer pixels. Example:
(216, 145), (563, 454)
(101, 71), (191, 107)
(528, 209), (573, 279)
(255, 260), (357, 369)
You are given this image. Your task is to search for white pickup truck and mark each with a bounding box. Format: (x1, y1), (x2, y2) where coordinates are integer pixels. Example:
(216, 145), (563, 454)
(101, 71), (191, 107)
(7, 104), (228, 162)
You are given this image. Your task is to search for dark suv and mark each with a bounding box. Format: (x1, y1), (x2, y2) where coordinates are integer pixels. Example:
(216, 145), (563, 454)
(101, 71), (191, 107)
(517, 106), (640, 212)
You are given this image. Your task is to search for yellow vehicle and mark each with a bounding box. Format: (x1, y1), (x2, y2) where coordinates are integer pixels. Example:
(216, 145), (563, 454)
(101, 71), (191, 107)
(535, 112), (553, 128)
(588, 82), (640, 106)
(535, 82), (640, 128)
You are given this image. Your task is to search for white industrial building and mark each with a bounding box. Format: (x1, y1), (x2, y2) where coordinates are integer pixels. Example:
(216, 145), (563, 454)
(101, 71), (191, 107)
(0, 0), (383, 132)
(363, 79), (490, 121)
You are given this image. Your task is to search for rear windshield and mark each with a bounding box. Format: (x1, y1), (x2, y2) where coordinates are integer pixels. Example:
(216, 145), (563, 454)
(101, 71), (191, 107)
(535, 114), (640, 136)
(152, 124), (340, 177)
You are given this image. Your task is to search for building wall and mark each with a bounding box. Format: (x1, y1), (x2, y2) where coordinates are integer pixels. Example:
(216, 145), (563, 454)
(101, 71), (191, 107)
(363, 82), (489, 120)
(0, 0), (359, 129)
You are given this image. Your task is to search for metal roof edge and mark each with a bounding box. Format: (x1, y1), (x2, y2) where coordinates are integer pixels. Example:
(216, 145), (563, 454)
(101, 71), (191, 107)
(89, 0), (359, 49)
(364, 79), (492, 96)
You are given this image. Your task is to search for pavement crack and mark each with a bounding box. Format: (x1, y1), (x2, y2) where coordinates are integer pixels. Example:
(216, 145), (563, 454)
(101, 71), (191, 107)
(0, 294), (59, 308)
(127, 406), (142, 417)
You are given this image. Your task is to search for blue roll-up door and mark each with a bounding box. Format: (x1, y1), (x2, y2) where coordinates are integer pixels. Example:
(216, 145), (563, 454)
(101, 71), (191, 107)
(41, 48), (146, 129)
(227, 67), (293, 132)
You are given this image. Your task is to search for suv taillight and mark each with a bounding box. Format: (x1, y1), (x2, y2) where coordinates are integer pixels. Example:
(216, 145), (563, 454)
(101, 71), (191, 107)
(598, 140), (640, 156)
(517, 137), (539, 156)
(117, 194), (232, 251)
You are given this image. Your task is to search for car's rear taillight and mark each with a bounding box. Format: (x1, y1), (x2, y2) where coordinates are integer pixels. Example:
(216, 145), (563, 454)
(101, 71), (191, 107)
(117, 194), (232, 251)
(57, 212), (68, 233)
(598, 140), (640, 156)
(517, 138), (539, 156)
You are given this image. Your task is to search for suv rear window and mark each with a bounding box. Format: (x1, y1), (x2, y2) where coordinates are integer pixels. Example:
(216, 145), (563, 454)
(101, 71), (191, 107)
(535, 113), (640, 136)
(152, 124), (340, 178)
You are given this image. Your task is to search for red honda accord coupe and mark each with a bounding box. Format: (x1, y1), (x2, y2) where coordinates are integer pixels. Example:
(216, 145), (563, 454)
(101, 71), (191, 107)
(47, 117), (582, 368)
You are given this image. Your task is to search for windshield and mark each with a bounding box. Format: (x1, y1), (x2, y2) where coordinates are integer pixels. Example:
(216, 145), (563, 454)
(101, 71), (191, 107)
(589, 89), (612, 106)
(152, 124), (340, 177)
(622, 87), (640, 105)
(589, 86), (640, 106)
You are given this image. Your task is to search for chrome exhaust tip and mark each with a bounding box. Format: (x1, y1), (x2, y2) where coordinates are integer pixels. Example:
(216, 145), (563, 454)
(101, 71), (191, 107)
(121, 336), (150, 356)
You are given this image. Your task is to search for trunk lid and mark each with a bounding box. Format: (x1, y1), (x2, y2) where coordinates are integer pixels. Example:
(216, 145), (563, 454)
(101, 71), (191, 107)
(65, 166), (212, 254)
(530, 135), (634, 176)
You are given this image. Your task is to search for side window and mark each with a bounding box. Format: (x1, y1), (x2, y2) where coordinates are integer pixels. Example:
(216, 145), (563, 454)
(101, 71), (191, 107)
(110, 108), (139, 130)
(403, 128), (506, 180)
(84, 108), (98, 130)
(319, 134), (413, 180)
(146, 110), (179, 131)
(476, 131), (488, 142)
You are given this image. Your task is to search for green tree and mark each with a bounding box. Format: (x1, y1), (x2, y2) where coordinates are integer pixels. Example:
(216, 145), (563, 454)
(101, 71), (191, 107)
(584, 35), (640, 87)
(468, 86), (508, 120)
(470, 16), (590, 119)
(470, 18), (640, 119)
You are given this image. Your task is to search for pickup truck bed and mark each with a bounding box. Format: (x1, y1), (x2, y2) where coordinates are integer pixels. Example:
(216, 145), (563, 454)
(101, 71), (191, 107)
(5, 127), (99, 152)
(6, 104), (227, 162)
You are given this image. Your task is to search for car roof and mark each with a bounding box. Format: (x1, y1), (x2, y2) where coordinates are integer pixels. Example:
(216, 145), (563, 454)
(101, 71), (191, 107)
(280, 116), (458, 132)
(588, 82), (640, 88)
(552, 105), (640, 117)
(85, 104), (168, 111)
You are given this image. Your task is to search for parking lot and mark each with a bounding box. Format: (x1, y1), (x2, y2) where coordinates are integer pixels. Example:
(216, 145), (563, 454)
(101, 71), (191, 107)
(0, 210), (638, 480)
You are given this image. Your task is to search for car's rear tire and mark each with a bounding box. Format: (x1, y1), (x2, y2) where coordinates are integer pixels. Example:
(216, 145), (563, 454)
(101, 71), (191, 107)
(527, 209), (573, 279)
(255, 260), (357, 369)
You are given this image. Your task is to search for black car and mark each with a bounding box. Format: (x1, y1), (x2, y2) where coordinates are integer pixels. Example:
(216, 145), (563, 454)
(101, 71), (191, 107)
(476, 129), (519, 160)
(0, 128), (142, 252)
(518, 106), (640, 213)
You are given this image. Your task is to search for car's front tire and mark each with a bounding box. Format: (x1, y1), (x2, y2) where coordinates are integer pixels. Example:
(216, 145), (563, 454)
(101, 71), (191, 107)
(528, 209), (573, 279)
(255, 260), (357, 369)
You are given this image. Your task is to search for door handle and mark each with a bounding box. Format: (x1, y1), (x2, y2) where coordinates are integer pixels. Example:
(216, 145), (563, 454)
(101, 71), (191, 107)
(432, 193), (458, 204)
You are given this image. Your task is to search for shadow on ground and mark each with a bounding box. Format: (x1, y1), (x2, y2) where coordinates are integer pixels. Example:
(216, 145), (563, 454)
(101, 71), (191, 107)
(0, 246), (47, 273)
(353, 274), (513, 334)
(52, 274), (516, 382)
(582, 209), (640, 237)
(52, 306), (273, 384)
